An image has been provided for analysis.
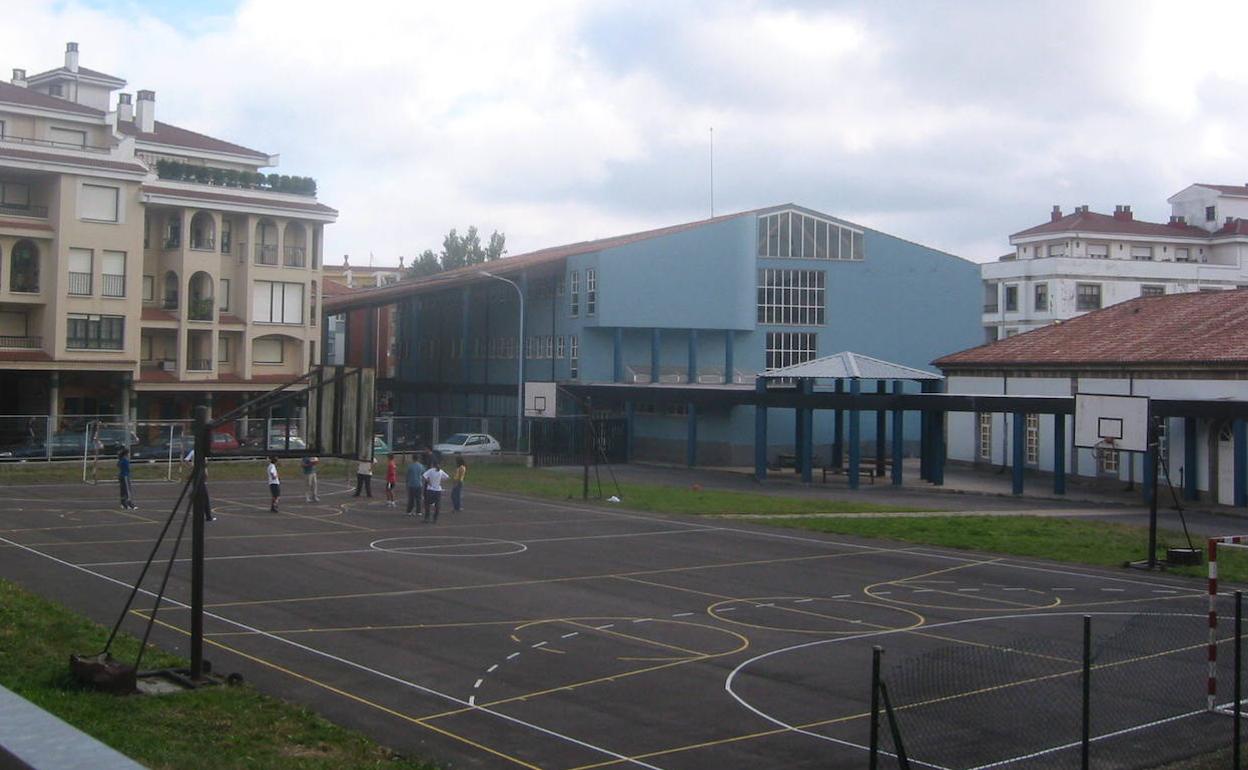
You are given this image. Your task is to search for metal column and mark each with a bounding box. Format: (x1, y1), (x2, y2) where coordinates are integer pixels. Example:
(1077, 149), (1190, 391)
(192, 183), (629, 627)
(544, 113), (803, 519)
(891, 381), (903, 486)
(1184, 417), (1199, 501)
(1236, 419), (1247, 508)
(1054, 413), (1066, 495)
(833, 379), (844, 469)
(1012, 411), (1025, 495)
(754, 378), (767, 481)
(875, 381), (886, 478)
(848, 379), (861, 490)
(650, 328), (661, 383)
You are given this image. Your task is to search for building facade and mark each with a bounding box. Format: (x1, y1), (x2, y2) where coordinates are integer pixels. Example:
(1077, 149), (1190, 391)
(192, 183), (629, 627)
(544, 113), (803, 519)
(982, 185), (1248, 342)
(0, 43), (335, 440)
(326, 205), (983, 465)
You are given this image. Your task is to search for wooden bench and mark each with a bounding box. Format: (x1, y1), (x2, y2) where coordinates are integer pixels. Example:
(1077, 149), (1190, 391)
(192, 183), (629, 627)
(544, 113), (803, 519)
(776, 454), (822, 473)
(822, 457), (893, 484)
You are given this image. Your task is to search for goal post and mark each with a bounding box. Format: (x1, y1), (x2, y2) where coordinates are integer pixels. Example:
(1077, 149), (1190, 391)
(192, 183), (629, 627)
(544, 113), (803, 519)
(81, 420), (186, 483)
(1207, 535), (1248, 712)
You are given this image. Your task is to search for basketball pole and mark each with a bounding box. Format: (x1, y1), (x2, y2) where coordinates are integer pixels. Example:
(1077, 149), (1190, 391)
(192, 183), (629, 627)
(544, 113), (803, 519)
(1128, 415), (1161, 571)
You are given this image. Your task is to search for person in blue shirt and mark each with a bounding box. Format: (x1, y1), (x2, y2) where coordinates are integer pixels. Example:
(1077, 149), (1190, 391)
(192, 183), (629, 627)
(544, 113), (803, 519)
(404, 454), (426, 516)
(117, 448), (136, 510)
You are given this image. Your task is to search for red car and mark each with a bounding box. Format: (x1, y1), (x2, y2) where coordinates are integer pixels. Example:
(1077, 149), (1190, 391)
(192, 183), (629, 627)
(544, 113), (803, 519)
(210, 431), (241, 452)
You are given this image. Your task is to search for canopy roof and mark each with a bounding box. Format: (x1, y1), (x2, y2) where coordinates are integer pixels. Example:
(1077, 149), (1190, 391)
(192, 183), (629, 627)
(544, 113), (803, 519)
(761, 351), (942, 381)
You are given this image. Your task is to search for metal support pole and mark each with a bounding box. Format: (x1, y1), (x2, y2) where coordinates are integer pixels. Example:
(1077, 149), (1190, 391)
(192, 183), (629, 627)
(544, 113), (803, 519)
(1237, 419), (1247, 508)
(582, 396), (591, 501)
(1054, 412), (1066, 495)
(1147, 416), (1160, 569)
(1012, 410), (1025, 495)
(870, 645), (882, 770)
(1237, 591), (1243, 769)
(190, 405), (209, 680)
(1082, 614), (1091, 770)
(1185, 416), (1199, 501)
(891, 381), (903, 486)
(833, 380), (844, 469)
(754, 378), (767, 482)
(875, 381), (886, 476)
(849, 379), (861, 490)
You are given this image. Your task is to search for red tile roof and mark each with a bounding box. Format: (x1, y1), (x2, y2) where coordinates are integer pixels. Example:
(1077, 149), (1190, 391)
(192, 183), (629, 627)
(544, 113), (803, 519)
(1194, 183), (1248, 198)
(141, 307), (176, 322)
(0, 81), (103, 116)
(138, 367), (176, 382)
(118, 119), (269, 161)
(935, 289), (1248, 369)
(321, 279), (358, 297)
(1012, 209), (1209, 240)
(0, 145), (147, 174)
(142, 185), (337, 215)
(1213, 219), (1248, 237)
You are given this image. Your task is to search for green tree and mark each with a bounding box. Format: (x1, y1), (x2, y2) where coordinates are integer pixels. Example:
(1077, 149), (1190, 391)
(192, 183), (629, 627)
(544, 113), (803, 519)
(403, 227), (507, 278)
(408, 249), (441, 277)
(484, 230), (507, 262)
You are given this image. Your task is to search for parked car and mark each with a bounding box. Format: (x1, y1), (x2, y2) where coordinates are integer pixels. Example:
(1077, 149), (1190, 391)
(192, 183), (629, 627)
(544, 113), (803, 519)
(6, 432), (92, 459)
(211, 431), (241, 453)
(373, 435), (392, 457)
(432, 433), (501, 455)
(267, 434), (307, 451)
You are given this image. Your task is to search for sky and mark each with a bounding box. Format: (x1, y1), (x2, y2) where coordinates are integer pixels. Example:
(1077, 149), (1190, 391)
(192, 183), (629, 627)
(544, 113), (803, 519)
(9, 0), (1248, 266)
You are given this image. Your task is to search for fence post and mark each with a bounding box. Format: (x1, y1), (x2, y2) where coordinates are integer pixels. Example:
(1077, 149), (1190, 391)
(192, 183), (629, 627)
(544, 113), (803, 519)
(870, 645), (881, 770)
(1236, 591), (1242, 769)
(1082, 614), (1091, 770)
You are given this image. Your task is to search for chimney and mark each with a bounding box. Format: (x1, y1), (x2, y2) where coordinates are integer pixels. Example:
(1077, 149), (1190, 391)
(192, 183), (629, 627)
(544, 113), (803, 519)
(117, 93), (133, 122)
(136, 90), (155, 133)
(65, 42), (79, 73)
(1050, 205), (1062, 222)
(10, 68), (25, 87)
(1113, 205), (1134, 221)
(1169, 215), (1187, 226)
(1076, 204), (1089, 214)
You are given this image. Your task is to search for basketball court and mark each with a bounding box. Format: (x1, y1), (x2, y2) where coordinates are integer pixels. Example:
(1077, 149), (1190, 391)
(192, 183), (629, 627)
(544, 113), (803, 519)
(0, 467), (1239, 769)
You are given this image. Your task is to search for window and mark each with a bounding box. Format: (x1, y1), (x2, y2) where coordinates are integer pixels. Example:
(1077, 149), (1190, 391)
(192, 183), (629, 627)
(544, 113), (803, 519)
(757, 269), (826, 325)
(80, 184), (119, 222)
(1047, 243), (1068, 257)
(1076, 283), (1101, 311)
(1098, 442), (1119, 475)
(218, 336), (231, 363)
(0, 180), (31, 214)
(765, 331), (817, 372)
(1141, 285), (1165, 297)
(253, 337), (284, 364)
(253, 281), (304, 324)
(308, 280), (315, 324)
(67, 249), (92, 295)
(1025, 414), (1039, 465)
(221, 219), (232, 254)
(10, 239), (39, 293)
(1003, 285), (1018, 312)
(140, 335), (152, 361)
(569, 270), (580, 317)
(142, 275), (154, 301)
(1130, 245), (1154, 261)
(1207, 206), (1217, 222)
(569, 335), (579, 378)
(50, 126), (87, 148)
(66, 314), (123, 350)
(1175, 247), (1191, 262)
(556, 335), (565, 359)
(757, 210), (864, 260)
(586, 268), (597, 316)
(219, 278), (230, 311)
(1086, 244), (1109, 259)
(978, 413), (992, 461)
(1157, 419), (1169, 465)
(101, 251), (125, 297)
(1034, 283), (1048, 312)
(556, 275), (564, 296)
(164, 215), (181, 249)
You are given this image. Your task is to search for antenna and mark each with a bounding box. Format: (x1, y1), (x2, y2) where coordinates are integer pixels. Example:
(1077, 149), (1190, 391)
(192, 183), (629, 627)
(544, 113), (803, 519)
(709, 126), (715, 218)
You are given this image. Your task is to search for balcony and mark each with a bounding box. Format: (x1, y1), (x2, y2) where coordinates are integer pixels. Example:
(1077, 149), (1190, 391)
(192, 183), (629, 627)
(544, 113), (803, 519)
(102, 274), (125, 298)
(0, 335), (40, 348)
(188, 298), (214, 321)
(255, 243), (278, 266)
(283, 245), (306, 267)
(67, 271), (92, 296)
(983, 303), (998, 313)
(0, 202), (48, 219)
(0, 133), (111, 154)
(187, 358), (213, 372)
(190, 236), (216, 251)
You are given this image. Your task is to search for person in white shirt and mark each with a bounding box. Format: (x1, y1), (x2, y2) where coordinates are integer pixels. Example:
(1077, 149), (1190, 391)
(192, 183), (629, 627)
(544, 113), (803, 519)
(267, 456), (281, 512)
(421, 460), (451, 523)
(353, 457), (374, 498)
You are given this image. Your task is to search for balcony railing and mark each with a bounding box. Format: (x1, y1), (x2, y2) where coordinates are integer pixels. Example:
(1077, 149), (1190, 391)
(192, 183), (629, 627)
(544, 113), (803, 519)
(190, 236), (216, 251)
(188, 298), (215, 321)
(162, 297), (179, 311)
(0, 133), (111, 154)
(221, 236), (232, 255)
(102, 274), (125, 298)
(255, 243), (278, 265)
(983, 303), (998, 313)
(188, 358), (213, 371)
(0, 335), (40, 348)
(67, 271), (92, 296)
(10, 272), (39, 293)
(0, 202), (48, 218)
(283, 245), (306, 267)
(163, 237), (181, 250)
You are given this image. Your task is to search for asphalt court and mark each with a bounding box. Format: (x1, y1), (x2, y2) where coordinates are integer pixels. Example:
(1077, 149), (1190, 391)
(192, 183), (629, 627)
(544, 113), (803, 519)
(0, 477), (1241, 769)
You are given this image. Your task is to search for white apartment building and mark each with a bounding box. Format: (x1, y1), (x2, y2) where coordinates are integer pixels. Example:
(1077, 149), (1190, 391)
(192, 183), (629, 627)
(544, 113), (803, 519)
(0, 42), (336, 437)
(981, 185), (1248, 341)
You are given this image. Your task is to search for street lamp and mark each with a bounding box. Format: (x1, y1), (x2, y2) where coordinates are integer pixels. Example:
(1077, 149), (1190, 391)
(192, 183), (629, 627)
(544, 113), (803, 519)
(479, 270), (524, 451)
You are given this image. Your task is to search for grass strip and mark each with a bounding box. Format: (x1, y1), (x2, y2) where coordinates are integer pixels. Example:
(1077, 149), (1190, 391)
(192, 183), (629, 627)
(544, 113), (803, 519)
(467, 463), (933, 515)
(0, 578), (434, 769)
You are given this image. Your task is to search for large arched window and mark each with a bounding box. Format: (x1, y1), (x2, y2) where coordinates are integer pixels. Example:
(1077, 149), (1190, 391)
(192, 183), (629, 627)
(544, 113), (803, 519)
(163, 270), (179, 310)
(188, 271), (214, 321)
(10, 239), (39, 293)
(255, 219), (278, 265)
(190, 211), (216, 250)
(283, 222), (306, 267)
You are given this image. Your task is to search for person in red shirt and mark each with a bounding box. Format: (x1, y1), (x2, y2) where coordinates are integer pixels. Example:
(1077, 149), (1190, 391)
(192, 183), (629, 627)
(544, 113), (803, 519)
(385, 455), (398, 508)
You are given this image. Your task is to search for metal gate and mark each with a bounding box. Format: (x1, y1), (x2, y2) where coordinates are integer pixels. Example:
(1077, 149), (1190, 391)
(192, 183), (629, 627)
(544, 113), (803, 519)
(530, 417), (628, 467)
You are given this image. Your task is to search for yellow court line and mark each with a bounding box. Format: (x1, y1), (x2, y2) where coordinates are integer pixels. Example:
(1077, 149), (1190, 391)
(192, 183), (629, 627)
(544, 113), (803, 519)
(210, 617), (551, 637)
(561, 619), (710, 658)
(866, 582), (1061, 610)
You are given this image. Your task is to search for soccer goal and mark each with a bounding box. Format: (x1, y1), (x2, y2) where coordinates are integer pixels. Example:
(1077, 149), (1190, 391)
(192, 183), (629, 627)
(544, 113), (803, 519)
(1206, 535), (1248, 714)
(82, 420), (187, 484)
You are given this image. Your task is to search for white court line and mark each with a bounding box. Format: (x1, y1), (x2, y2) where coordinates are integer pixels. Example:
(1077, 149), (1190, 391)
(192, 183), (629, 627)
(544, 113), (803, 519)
(506, 652), (520, 660)
(487, 664), (498, 673)
(474, 679), (483, 689)
(0, 534), (667, 770)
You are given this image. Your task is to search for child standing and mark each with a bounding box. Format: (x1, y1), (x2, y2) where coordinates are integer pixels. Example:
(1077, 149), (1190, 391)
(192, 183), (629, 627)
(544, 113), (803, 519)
(451, 454), (467, 512)
(385, 455), (398, 507)
(353, 456), (374, 498)
(267, 455), (281, 512)
(422, 459), (450, 523)
(117, 447), (136, 510)
(301, 454), (320, 502)
(405, 455), (426, 516)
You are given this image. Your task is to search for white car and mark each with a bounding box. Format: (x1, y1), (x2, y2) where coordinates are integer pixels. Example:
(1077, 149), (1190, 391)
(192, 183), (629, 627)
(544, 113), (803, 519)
(433, 433), (501, 455)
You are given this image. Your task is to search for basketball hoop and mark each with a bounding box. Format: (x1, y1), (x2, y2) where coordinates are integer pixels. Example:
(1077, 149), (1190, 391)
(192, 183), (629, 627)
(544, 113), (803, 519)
(1093, 437), (1118, 463)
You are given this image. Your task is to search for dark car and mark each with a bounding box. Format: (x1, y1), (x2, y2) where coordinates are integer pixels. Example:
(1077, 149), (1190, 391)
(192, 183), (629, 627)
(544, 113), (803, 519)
(5, 432), (92, 459)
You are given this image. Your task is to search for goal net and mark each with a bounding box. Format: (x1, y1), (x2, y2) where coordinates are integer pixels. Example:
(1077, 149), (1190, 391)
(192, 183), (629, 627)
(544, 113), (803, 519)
(82, 420), (187, 483)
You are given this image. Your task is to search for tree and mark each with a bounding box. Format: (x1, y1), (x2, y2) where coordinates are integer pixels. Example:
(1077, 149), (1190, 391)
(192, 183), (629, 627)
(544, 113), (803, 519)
(403, 227), (508, 279)
(408, 249), (441, 277)
(484, 230), (506, 262)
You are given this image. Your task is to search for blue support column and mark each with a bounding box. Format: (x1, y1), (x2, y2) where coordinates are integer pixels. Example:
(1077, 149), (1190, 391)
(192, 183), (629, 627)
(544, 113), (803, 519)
(1012, 411), (1025, 495)
(833, 380), (844, 469)
(650, 328), (661, 383)
(800, 379), (813, 483)
(754, 378), (767, 481)
(933, 407), (946, 485)
(724, 331), (734, 384)
(891, 380), (903, 486)
(460, 286), (471, 413)
(794, 383), (806, 478)
(1236, 419), (1247, 507)
(613, 328), (623, 383)
(848, 379), (861, 490)
(625, 401), (635, 461)
(688, 329), (698, 384)
(919, 381), (936, 480)
(1184, 417), (1199, 501)
(1053, 413), (1066, 495)
(875, 381), (886, 478)
(686, 402), (697, 467)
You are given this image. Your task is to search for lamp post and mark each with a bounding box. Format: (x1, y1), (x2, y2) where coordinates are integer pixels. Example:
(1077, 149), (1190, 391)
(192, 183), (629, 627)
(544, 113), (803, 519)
(479, 271), (524, 451)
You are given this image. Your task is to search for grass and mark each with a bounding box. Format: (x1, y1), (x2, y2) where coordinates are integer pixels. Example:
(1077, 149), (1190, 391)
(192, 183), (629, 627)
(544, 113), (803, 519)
(467, 462), (934, 515)
(0, 578), (435, 770)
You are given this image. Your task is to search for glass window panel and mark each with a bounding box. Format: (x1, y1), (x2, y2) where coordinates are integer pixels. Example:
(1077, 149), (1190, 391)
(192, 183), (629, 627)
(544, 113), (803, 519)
(802, 215), (816, 258)
(778, 212), (791, 258)
(840, 227), (852, 261)
(815, 220), (828, 259)
(254, 282), (273, 322)
(283, 282), (304, 324)
(80, 184), (119, 222)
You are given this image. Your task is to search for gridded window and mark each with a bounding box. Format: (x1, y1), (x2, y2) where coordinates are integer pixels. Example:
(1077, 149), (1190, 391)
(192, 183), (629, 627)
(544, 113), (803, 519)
(1076, 283), (1101, 311)
(1098, 443), (1119, 475)
(253, 281), (304, 324)
(1034, 283), (1048, 311)
(1156, 418), (1169, 464)
(757, 210), (864, 260)
(1004, 285), (1018, 312)
(757, 269), (826, 325)
(1025, 414), (1039, 465)
(1130, 245), (1154, 261)
(1141, 285), (1165, 297)
(556, 335), (565, 359)
(586, 268), (597, 316)
(66, 313), (123, 350)
(570, 335), (579, 379)
(765, 332), (816, 372)
(569, 271), (580, 317)
(978, 413), (992, 461)
(1086, 244), (1109, 259)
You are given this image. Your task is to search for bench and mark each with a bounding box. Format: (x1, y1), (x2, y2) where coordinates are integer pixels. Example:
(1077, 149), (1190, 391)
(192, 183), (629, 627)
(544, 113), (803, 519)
(822, 457), (893, 484)
(775, 454), (822, 473)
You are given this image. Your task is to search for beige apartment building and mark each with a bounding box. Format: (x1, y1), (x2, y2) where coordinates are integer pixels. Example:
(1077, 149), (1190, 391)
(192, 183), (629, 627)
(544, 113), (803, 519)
(0, 43), (336, 439)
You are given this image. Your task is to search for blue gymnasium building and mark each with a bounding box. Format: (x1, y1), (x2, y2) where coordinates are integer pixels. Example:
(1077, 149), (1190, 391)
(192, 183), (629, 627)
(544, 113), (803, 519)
(324, 205), (983, 466)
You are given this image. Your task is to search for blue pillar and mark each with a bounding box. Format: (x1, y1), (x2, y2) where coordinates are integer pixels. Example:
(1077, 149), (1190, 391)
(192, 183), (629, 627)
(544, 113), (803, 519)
(460, 286), (471, 412)
(1235, 419), (1247, 507)
(1184, 417), (1199, 501)
(919, 380), (936, 480)
(754, 378), (767, 481)
(650, 328), (661, 383)
(625, 401), (635, 461)
(932, 407), (946, 486)
(833, 380), (844, 469)
(687, 329), (698, 384)
(875, 381), (886, 477)
(686, 402), (697, 467)
(613, 328), (623, 383)
(800, 379), (813, 483)
(794, 383), (805, 478)
(848, 379), (861, 490)
(1012, 411), (1025, 495)
(724, 331), (734, 384)
(517, 273), (527, 397)
(1053, 413), (1066, 495)
(891, 380), (903, 486)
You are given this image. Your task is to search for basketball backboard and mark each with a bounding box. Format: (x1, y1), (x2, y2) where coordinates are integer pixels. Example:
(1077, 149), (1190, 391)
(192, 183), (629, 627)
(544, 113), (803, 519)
(525, 382), (557, 418)
(1074, 393), (1149, 452)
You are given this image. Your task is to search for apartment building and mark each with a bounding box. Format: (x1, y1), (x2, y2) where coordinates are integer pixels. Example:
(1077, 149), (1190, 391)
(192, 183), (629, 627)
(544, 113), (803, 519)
(981, 185), (1248, 341)
(0, 43), (336, 433)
